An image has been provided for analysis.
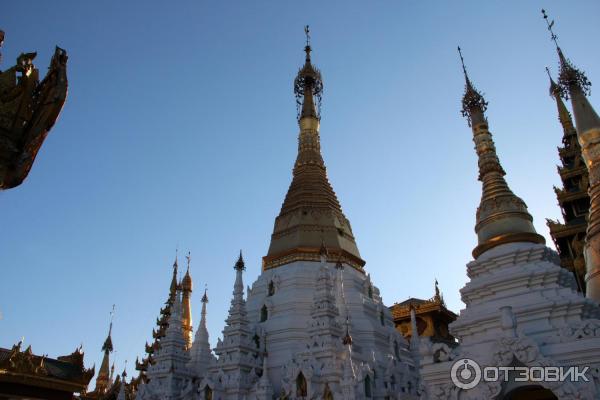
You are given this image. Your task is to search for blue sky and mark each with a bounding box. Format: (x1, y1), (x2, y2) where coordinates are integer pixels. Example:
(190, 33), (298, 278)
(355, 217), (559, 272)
(1, 0), (599, 384)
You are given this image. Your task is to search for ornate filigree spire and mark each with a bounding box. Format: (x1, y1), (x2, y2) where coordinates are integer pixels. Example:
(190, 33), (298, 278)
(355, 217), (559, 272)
(458, 46), (488, 127)
(294, 25), (323, 122)
(264, 28), (364, 271)
(542, 10), (600, 301)
(458, 47), (545, 258)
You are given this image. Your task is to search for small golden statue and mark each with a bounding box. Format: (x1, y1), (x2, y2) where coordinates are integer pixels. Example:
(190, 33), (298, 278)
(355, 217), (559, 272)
(0, 30), (68, 189)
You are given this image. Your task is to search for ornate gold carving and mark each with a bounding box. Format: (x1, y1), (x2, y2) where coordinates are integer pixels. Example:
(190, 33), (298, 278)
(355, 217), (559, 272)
(0, 342), (47, 376)
(0, 31), (68, 189)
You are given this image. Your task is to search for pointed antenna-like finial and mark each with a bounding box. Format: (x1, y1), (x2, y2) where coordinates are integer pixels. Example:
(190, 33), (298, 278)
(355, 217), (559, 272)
(457, 45), (488, 125)
(541, 9), (560, 50)
(541, 9), (591, 97)
(185, 251), (191, 272)
(304, 25), (311, 61)
(304, 25), (310, 47)
(457, 46), (468, 81)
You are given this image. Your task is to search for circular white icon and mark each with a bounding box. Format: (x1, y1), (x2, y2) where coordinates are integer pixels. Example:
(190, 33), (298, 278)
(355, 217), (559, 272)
(451, 358), (481, 390)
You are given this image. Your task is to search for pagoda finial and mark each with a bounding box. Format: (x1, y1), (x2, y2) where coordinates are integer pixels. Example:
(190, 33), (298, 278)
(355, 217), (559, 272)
(304, 25), (311, 61)
(102, 305), (115, 353)
(202, 285), (209, 303)
(541, 9), (591, 98)
(458, 46), (488, 126)
(235, 249), (245, 271)
(294, 26), (323, 122)
(457, 45), (468, 82)
(541, 9), (560, 50)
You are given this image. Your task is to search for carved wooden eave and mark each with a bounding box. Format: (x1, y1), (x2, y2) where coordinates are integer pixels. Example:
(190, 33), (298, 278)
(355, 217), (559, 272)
(390, 298), (457, 321)
(0, 32), (68, 190)
(0, 343), (93, 394)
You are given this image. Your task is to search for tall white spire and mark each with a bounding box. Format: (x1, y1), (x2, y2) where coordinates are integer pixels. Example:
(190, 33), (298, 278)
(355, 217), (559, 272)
(188, 287), (215, 378)
(212, 251), (260, 398)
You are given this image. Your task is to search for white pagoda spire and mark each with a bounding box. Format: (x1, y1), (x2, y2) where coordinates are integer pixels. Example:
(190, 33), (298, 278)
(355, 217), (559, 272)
(136, 289), (192, 400)
(212, 251), (260, 398)
(188, 287), (215, 378)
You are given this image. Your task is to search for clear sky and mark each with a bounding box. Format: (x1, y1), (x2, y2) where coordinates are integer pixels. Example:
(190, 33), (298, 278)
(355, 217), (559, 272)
(1, 0), (599, 386)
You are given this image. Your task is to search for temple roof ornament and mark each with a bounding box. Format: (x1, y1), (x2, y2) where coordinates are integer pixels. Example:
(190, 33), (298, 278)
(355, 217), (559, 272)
(263, 28), (364, 271)
(457, 47), (545, 258)
(0, 342), (94, 395)
(0, 30), (68, 190)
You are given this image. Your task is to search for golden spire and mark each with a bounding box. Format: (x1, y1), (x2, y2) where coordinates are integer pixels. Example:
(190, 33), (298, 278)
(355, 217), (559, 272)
(95, 305), (115, 394)
(458, 47), (545, 258)
(181, 251), (193, 349)
(542, 10), (600, 301)
(263, 27), (364, 271)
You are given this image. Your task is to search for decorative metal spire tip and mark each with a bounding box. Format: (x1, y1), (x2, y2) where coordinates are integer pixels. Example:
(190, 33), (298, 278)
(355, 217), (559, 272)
(294, 26), (323, 120)
(235, 250), (245, 271)
(541, 9), (591, 98)
(304, 25), (311, 60)
(457, 46), (488, 125)
(541, 9), (560, 49)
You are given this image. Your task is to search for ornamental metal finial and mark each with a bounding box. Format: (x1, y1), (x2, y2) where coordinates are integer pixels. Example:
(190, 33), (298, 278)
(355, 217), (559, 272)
(457, 46), (468, 81)
(235, 250), (245, 271)
(541, 9), (591, 97)
(185, 251), (191, 272)
(541, 9), (560, 49)
(457, 46), (488, 125)
(304, 25), (312, 62)
(294, 26), (323, 120)
(304, 25), (310, 47)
